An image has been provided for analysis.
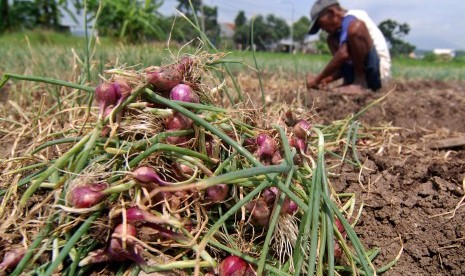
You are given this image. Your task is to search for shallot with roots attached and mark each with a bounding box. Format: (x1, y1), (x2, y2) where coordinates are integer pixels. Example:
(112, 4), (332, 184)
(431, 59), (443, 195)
(79, 223), (145, 266)
(176, 55), (195, 73)
(281, 197), (298, 215)
(260, 187), (298, 215)
(146, 65), (183, 93)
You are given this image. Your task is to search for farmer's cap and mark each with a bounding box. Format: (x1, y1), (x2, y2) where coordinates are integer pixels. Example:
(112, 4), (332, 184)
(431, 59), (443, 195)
(308, 0), (339, 34)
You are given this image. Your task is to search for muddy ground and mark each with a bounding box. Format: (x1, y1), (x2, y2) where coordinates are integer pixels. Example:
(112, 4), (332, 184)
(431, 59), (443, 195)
(285, 80), (465, 275)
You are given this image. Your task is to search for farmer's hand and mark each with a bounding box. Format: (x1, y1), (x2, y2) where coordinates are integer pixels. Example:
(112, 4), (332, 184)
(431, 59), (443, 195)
(306, 73), (320, 89)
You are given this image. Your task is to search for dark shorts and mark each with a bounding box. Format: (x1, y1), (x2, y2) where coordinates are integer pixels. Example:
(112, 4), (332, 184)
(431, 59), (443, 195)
(341, 47), (382, 91)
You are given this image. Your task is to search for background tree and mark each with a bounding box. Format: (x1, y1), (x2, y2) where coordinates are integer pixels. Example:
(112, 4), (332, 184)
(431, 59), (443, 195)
(234, 11), (246, 28)
(232, 11), (249, 50)
(314, 32), (330, 54)
(265, 14), (289, 44)
(176, 0), (201, 15)
(35, 0), (60, 29)
(201, 5), (220, 44)
(1, 0), (67, 32)
(233, 13), (289, 51)
(0, 0), (9, 32)
(378, 19), (415, 57)
(292, 16), (311, 43)
(171, 0), (219, 44)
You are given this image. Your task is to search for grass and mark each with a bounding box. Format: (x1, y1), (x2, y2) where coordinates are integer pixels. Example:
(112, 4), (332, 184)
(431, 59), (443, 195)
(393, 56), (465, 80)
(1, 30), (464, 84)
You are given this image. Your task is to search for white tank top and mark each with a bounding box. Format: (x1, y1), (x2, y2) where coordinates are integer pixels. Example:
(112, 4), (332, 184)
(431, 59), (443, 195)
(346, 10), (391, 80)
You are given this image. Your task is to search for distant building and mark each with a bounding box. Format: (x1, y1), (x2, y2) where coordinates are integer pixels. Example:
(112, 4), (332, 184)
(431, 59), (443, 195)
(272, 37), (318, 54)
(275, 38), (299, 53)
(218, 22), (235, 49)
(433, 48), (456, 58)
(219, 22), (235, 38)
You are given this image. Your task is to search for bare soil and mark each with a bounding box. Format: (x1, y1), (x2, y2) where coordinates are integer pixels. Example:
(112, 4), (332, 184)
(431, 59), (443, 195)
(294, 80), (465, 275)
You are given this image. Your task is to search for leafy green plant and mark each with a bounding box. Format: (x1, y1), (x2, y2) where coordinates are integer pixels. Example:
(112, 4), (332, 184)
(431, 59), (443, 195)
(84, 0), (166, 43)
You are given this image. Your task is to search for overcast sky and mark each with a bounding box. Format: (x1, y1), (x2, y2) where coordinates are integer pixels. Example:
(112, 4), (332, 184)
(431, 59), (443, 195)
(159, 0), (465, 50)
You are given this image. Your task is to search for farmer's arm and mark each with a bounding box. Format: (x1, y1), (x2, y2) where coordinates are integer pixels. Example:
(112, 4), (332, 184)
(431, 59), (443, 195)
(307, 33), (347, 89)
(311, 43), (349, 87)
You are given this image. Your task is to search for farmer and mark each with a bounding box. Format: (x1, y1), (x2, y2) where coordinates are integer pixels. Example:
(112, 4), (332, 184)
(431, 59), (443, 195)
(306, 0), (391, 94)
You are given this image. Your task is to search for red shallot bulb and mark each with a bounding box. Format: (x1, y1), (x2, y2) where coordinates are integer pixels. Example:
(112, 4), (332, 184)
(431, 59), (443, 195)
(255, 134), (277, 158)
(281, 197), (298, 215)
(219, 256), (249, 276)
(245, 198), (270, 226)
(173, 162), (195, 179)
(165, 134), (190, 146)
(131, 166), (160, 184)
(95, 82), (118, 118)
(70, 183), (108, 208)
(262, 187), (279, 206)
(107, 223), (145, 263)
(255, 133), (268, 145)
(146, 65), (183, 92)
(79, 223), (145, 266)
(131, 166), (181, 186)
(113, 79), (132, 105)
(290, 136), (307, 153)
(206, 184), (229, 203)
(170, 84), (199, 103)
(0, 248), (25, 272)
(334, 240), (343, 258)
(293, 119), (312, 139)
(335, 218), (346, 237)
(271, 151), (283, 165)
(165, 112), (193, 130)
(177, 56), (195, 73)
